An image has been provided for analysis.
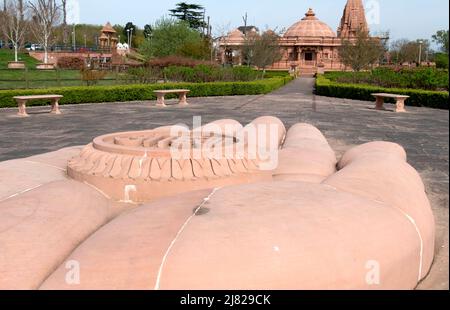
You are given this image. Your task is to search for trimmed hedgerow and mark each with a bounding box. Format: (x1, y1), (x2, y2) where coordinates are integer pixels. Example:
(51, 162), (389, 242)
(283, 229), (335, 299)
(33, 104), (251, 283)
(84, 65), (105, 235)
(0, 76), (293, 108)
(315, 75), (449, 110)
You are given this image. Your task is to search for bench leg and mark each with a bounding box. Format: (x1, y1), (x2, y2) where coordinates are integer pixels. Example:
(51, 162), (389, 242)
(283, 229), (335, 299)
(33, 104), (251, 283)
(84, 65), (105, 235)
(375, 97), (385, 110)
(17, 100), (29, 117)
(156, 94), (167, 107)
(51, 99), (62, 115)
(179, 92), (189, 106)
(395, 99), (407, 113)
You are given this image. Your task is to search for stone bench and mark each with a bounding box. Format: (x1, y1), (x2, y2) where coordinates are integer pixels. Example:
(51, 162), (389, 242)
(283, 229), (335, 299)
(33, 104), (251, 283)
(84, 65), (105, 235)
(372, 93), (410, 113)
(154, 89), (190, 107)
(13, 95), (63, 117)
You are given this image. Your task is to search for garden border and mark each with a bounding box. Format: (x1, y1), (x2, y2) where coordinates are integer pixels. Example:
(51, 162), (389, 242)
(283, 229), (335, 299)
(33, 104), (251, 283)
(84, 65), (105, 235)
(0, 76), (293, 108)
(315, 75), (449, 110)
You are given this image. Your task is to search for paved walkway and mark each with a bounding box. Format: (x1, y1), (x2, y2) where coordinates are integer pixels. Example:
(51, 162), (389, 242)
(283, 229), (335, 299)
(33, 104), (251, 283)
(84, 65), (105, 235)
(0, 78), (448, 289)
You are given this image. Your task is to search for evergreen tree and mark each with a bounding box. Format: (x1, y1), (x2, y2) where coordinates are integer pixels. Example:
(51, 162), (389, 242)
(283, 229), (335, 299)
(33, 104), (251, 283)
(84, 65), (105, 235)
(123, 22), (137, 39)
(169, 2), (206, 31)
(143, 24), (153, 39)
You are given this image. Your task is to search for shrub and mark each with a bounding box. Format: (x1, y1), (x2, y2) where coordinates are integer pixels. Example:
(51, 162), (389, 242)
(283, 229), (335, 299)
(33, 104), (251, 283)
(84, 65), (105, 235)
(163, 65), (260, 83)
(326, 68), (449, 91)
(127, 67), (162, 84)
(148, 56), (215, 68)
(263, 70), (290, 78)
(435, 53), (449, 70)
(164, 66), (196, 82)
(231, 66), (259, 81)
(0, 76), (294, 108)
(80, 69), (108, 86)
(57, 57), (85, 70)
(315, 75), (449, 110)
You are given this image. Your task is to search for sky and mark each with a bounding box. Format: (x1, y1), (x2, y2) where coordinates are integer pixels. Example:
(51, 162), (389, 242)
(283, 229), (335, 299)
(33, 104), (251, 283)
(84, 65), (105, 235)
(71, 0), (449, 43)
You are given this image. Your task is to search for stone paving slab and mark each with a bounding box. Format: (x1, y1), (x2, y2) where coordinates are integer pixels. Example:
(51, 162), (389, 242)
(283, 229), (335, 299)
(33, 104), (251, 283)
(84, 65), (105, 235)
(0, 78), (448, 289)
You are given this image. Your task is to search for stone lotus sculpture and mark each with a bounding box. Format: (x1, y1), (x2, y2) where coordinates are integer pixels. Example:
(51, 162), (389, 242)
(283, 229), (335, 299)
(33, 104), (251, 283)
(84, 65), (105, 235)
(67, 117), (286, 203)
(0, 117), (435, 290)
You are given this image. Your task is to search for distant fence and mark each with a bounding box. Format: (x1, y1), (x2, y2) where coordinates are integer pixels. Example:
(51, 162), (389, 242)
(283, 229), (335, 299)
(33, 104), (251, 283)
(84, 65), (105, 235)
(0, 68), (143, 90)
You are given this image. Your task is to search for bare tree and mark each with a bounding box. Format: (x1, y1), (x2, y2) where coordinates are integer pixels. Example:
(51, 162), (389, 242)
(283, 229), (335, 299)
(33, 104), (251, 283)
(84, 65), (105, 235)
(390, 39), (432, 65)
(338, 29), (385, 71)
(28, 0), (61, 64)
(0, 0), (29, 62)
(250, 30), (282, 76)
(241, 30), (259, 66)
(18, 0), (23, 19)
(213, 22), (231, 63)
(61, 0), (67, 45)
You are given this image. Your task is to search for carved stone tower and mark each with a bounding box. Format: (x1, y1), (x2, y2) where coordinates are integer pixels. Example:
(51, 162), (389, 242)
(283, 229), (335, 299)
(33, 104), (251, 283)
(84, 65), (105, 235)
(337, 0), (369, 38)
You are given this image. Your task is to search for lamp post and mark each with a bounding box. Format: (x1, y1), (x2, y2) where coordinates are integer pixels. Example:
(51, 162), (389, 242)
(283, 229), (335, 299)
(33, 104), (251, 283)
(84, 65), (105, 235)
(84, 34), (87, 48)
(72, 24), (76, 52)
(418, 40), (423, 66)
(130, 28), (134, 49)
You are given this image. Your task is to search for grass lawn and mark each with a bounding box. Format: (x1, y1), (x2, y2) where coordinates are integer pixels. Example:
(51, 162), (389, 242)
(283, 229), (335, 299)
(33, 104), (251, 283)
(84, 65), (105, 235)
(0, 49), (134, 89)
(0, 49), (40, 69)
(0, 69), (127, 89)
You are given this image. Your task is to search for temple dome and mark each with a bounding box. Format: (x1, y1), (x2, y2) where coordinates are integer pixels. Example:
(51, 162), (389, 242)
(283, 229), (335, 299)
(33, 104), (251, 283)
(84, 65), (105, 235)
(101, 22), (117, 34)
(284, 8), (336, 38)
(228, 29), (245, 40)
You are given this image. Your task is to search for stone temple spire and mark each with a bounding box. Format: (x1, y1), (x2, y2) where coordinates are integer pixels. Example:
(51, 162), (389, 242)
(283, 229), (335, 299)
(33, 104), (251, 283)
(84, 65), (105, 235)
(337, 0), (369, 38)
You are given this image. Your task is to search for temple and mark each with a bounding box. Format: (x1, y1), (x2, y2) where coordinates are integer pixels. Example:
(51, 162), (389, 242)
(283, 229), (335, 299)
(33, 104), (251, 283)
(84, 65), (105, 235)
(99, 22), (119, 50)
(218, 0), (369, 74)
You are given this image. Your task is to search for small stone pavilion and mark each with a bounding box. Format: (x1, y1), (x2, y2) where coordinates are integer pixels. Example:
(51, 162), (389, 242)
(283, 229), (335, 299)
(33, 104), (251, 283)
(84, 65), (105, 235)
(219, 0), (369, 74)
(99, 22), (119, 50)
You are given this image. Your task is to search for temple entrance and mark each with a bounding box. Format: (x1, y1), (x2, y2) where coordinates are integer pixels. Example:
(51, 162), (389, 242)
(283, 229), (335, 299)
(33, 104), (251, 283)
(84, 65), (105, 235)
(225, 49), (233, 65)
(302, 51), (317, 67)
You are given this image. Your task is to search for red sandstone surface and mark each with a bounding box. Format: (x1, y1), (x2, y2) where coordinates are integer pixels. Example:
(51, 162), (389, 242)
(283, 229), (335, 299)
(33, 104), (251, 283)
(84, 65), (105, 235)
(0, 118), (435, 290)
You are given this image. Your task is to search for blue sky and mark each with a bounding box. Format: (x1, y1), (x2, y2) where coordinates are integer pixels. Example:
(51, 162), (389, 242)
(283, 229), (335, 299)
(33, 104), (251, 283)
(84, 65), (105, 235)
(74, 0), (449, 42)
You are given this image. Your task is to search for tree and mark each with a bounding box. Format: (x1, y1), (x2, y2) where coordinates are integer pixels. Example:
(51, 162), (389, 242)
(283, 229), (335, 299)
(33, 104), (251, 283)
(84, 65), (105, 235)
(17, 0), (23, 19)
(139, 17), (206, 59)
(53, 23), (101, 48)
(0, 0), (28, 62)
(123, 22), (137, 46)
(432, 30), (449, 54)
(29, 0), (61, 64)
(177, 38), (211, 59)
(390, 39), (431, 64)
(169, 2), (206, 31)
(241, 30), (282, 74)
(434, 53), (449, 69)
(338, 29), (385, 71)
(143, 24), (153, 39)
(61, 0), (68, 45)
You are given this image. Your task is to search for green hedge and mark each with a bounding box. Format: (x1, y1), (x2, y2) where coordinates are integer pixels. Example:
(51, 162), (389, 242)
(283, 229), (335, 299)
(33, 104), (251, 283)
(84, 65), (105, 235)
(315, 75), (449, 110)
(262, 70), (290, 78)
(0, 77), (293, 108)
